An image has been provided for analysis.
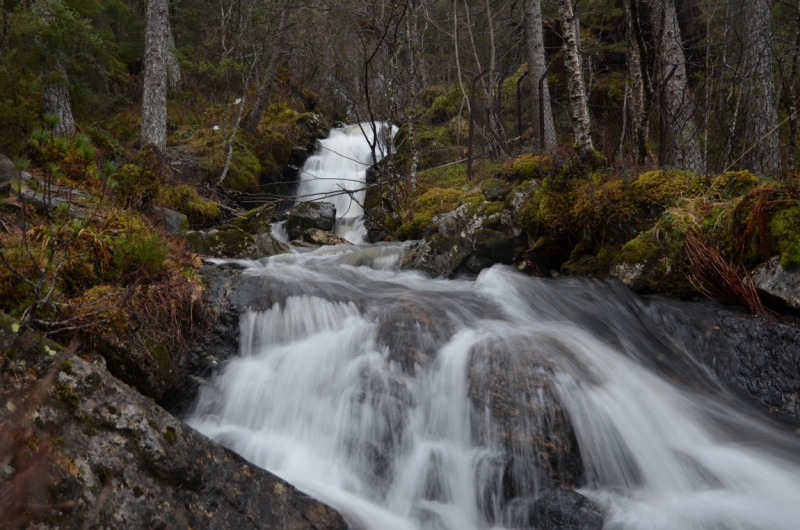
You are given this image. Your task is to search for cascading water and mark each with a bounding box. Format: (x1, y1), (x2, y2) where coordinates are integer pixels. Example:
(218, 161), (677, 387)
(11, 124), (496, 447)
(190, 128), (800, 529)
(293, 123), (396, 243)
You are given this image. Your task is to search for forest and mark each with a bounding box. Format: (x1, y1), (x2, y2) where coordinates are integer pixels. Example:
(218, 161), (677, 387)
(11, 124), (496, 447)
(2, 1), (800, 528)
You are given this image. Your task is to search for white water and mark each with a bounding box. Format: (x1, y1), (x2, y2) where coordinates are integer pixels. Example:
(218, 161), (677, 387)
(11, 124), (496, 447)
(190, 129), (800, 529)
(294, 123), (396, 243)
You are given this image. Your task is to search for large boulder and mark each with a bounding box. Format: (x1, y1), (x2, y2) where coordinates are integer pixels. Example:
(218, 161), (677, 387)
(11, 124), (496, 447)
(751, 256), (800, 312)
(400, 234), (472, 278)
(0, 316), (348, 530)
(151, 206), (188, 235)
(186, 225), (289, 259)
(302, 228), (350, 246)
(286, 201), (336, 240)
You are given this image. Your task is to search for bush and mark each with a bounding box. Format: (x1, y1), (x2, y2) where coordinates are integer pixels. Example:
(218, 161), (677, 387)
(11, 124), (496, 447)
(109, 164), (160, 210)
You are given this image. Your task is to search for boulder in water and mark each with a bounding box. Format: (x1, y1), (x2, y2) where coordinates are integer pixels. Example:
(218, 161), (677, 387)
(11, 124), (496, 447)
(186, 224), (289, 259)
(302, 228), (350, 246)
(286, 201), (336, 239)
(528, 489), (605, 530)
(400, 234), (472, 278)
(233, 203), (275, 235)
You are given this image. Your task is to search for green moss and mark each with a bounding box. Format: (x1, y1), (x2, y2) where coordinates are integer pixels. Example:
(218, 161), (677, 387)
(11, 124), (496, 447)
(400, 187), (463, 239)
(161, 184), (220, 228)
(614, 230), (661, 264)
(60, 360), (73, 373)
(422, 85), (465, 125)
(769, 207), (800, 268)
(149, 343), (175, 379)
(55, 381), (80, 412)
(631, 170), (706, 207)
(110, 164), (160, 210)
(163, 426), (178, 444)
(713, 171), (762, 199)
(509, 154), (554, 181)
(234, 204), (274, 235)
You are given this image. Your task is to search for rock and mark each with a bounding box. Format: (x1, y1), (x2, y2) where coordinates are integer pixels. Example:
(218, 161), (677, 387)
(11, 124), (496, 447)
(296, 112), (331, 140)
(468, 341), (583, 497)
(473, 227), (515, 263)
(233, 203), (275, 235)
(528, 490), (605, 530)
(0, 154), (14, 194)
(95, 337), (175, 400)
(253, 232), (291, 256)
(151, 206), (188, 235)
(609, 261), (650, 291)
(286, 201), (336, 240)
(288, 145), (310, 167)
(302, 228), (350, 246)
(480, 178), (512, 201)
(751, 256), (800, 312)
(186, 225), (255, 258)
(0, 320), (348, 530)
(400, 234), (472, 278)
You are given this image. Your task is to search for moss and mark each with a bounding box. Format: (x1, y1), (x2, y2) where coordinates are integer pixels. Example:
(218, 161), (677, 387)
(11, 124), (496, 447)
(614, 230), (661, 264)
(509, 154), (555, 181)
(54, 381), (80, 412)
(60, 360), (73, 373)
(713, 171), (762, 199)
(110, 164), (160, 210)
(163, 426), (178, 444)
(631, 170), (707, 208)
(149, 343), (175, 379)
(160, 184), (220, 228)
(234, 204), (275, 235)
(769, 207), (800, 268)
(203, 142), (261, 192)
(400, 187), (463, 239)
(422, 85), (465, 125)
(185, 225), (255, 257)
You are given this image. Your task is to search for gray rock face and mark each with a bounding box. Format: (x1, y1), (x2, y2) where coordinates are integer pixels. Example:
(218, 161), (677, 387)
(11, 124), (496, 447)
(752, 256), (800, 311)
(286, 201), (336, 240)
(0, 316), (348, 530)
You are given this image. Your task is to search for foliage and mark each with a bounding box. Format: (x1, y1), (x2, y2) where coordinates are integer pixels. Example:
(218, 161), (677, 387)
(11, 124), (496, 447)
(160, 185), (220, 228)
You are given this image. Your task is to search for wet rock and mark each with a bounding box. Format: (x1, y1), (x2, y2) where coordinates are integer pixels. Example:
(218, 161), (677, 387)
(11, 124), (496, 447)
(286, 201), (336, 239)
(302, 228), (350, 246)
(0, 316), (348, 530)
(529, 489), (605, 530)
(288, 145), (310, 167)
(151, 206), (188, 235)
(473, 227), (514, 263)
(468, 341), (583, 496)
(609, 261), (650, 291)
(253, 232), (291, 256)
(751, 256), (800, 312)
(400, 234), (472, 278)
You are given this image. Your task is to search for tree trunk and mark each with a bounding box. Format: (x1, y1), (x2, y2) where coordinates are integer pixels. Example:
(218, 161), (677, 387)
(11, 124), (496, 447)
(141, 0), (169, 150)
(647, 0), (702, 172)
(42, 64), (75, 138)
(742, 0), (780, 176)
(623, 0), (649, 163)
(523, 0), (556, 150)
(558, 0), (593, 155)
(244, 4), (291, 134)
(788, 1), (800, 171)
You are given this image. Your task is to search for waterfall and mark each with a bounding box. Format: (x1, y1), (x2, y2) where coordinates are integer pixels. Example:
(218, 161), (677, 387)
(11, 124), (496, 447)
(294, 123), (396, 243)
(189, 124), (800, 529)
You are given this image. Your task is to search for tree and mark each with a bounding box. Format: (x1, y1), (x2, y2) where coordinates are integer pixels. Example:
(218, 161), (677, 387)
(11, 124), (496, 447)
(523, 0), (556, 150)
(244, 1), (293, 134)
(647, 0), (702, 172)
(741, 0), (780, 176)
(622, 0), (649, 163)
(141, 0), (169, 150)
(559, 0), (593, 155)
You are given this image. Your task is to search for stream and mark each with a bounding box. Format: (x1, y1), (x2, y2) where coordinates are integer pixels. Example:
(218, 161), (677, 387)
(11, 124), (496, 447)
(189, 125), (800, 530)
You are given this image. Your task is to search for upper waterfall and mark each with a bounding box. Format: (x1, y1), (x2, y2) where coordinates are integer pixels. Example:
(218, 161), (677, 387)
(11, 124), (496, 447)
(294, 123), (397, 243)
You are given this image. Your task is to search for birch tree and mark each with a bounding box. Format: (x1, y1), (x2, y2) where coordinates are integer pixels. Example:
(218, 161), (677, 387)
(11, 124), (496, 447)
(558, 0), (593, 155)
(523, 0), (556, 149)
(647, 0), (702, 172)
(623, 0), (649, 163)
(141, 0), (169, 150)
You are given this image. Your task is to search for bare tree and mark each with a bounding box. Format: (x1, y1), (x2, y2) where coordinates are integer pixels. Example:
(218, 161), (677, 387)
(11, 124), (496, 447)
(559, 0), (593, 155)
(141, 0), (169, 150)
(741, 0), (780, 176)
(647, 0), (702, 172)
(523, 0), (556, 149)
(244, 1), (293, 134)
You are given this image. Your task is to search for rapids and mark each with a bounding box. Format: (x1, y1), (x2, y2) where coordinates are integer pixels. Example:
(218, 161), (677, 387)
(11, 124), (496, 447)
(189, 125), (800, 530)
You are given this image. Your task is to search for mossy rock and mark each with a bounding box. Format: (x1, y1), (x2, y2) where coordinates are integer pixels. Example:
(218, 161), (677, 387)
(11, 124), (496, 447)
(508, 154), (555, 181)
(111, 164), (160, 210)
(480, 179), (512, 201)
(234, 203), (275, 235)
(400, 234), (472, 278)
(185, 225), (256, 258)
(473, 228), (514, 263)
(160, 185), (220, 228)
(0, 312), (65, 370)
(769, 207), (800, 269)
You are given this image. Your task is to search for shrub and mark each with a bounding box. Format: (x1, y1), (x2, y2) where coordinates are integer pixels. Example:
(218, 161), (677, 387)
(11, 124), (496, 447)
(109, 164), (160, 210)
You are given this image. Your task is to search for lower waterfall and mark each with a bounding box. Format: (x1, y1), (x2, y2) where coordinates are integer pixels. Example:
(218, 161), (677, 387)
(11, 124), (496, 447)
(189, 126), (800, 530)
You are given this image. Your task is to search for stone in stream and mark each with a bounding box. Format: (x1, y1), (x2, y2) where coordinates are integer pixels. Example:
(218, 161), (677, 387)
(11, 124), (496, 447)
(285, 201), (337, 240)
(302, 228), (350, 246)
